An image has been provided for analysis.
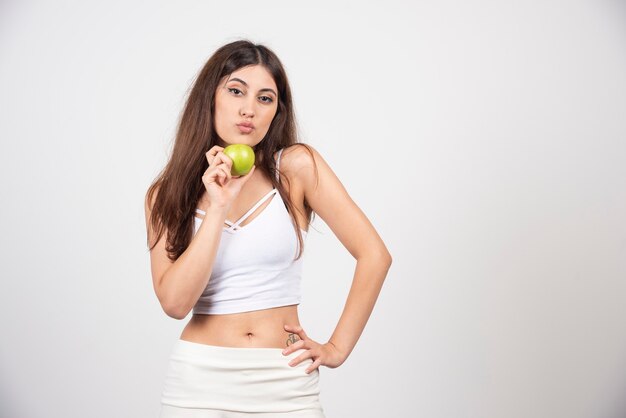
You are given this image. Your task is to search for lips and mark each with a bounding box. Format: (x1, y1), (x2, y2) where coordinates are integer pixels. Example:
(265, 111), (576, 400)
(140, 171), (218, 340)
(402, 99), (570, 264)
(237, 125), (253, 134)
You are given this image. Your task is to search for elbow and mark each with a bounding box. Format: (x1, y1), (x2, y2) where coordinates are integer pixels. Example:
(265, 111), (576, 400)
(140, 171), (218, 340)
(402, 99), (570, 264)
(162, 299), (190, 320)
(377, 248), (393, 267)
(156, 277), (190, 320)
(379, 251), (392, 272)
(360, 249), (392, 267)
(383, 253), (392, 269)
(164, 305), (188, 320)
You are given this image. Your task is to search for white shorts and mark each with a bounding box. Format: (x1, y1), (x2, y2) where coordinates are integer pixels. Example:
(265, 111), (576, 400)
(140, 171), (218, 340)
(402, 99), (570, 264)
(159, 339), (326, 417)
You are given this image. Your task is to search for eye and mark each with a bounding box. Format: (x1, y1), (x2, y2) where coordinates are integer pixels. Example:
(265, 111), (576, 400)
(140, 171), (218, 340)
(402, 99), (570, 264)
(228, 87), (274, 104)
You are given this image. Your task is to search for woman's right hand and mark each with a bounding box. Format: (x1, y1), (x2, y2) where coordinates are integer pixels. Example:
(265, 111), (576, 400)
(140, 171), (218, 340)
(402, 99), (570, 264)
(202, 145), (256, 210)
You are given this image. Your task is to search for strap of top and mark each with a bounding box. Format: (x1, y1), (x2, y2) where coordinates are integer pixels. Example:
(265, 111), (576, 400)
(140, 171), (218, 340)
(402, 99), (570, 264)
(276, 148), (284, 182)
(229, 188), (277, 229)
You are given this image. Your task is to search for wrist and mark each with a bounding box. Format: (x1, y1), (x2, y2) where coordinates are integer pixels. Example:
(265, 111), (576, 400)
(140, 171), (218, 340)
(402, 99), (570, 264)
(327, 340), (348, 363)
(205, 203), (229, 216)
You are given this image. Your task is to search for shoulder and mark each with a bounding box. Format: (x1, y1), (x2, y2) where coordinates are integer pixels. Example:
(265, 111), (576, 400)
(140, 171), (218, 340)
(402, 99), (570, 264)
(273, 144), (324, 199)
(275, 143), (321, 186)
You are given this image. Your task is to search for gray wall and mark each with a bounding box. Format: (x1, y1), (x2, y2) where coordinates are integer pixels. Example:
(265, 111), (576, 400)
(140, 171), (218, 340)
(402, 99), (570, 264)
(1, 1), (625, 417)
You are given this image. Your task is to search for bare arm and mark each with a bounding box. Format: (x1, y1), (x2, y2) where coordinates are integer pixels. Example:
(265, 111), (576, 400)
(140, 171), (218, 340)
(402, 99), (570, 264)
(146, 147), (256, 319)
(145, 192), (228, 320)
(328, 253), (391, 361)
(286, 145), (393, 362)
(160, 207), (227, 319)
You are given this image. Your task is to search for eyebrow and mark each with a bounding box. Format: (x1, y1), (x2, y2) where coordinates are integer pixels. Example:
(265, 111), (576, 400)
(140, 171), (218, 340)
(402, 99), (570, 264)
(227, 77), (277, 97)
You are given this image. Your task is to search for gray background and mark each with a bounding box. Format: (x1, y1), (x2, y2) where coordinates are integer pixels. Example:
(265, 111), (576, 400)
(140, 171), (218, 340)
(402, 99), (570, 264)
(1, 1), (625, 417)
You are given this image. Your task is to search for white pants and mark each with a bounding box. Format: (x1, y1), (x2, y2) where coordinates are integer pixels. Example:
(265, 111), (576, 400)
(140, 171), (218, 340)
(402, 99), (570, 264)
(159, 339), (326, 417)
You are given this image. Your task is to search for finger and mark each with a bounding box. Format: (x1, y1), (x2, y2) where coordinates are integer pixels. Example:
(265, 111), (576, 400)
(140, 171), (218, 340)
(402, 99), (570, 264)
(284, 324), (304, 339)
(217, 151), (233, 169)
(223, 163), (232, 182)
(284, 324), (308, 340)
(206, 148), (219, 166)
(207, 148), (228, 167)
(209, 152), (222, 167)
(282, 339), (305, 355)
(214, 167), (226, 187)
(210, 160), (230, 176)
(288, 351), (312, 367)
(283, 324), (300, 339)
(211, 164), (229, 185)
(305, 358), (323, 374)
(217, 155), (233, 176)
(218, 165), (230, 185)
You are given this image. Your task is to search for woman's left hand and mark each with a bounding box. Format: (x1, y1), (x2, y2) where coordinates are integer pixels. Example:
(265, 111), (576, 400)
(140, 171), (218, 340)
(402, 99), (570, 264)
(282, 324), (346, 374)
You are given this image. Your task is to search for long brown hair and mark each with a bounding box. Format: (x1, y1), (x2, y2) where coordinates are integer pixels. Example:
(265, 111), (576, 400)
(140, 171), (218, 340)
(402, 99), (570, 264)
(145, 39), (318, 262)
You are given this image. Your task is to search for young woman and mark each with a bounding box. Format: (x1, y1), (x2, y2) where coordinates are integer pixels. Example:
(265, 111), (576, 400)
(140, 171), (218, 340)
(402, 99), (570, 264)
(145, 39), (392, 417)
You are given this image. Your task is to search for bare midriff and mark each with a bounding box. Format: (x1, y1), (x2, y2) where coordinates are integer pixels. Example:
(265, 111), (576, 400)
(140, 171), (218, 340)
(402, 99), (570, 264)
(179, 304), (302, 349)
(181, 148), (308, 350)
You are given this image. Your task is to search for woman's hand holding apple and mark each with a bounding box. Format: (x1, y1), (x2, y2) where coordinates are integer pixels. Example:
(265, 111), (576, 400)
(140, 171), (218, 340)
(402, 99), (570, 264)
(202, 145), (255, 211)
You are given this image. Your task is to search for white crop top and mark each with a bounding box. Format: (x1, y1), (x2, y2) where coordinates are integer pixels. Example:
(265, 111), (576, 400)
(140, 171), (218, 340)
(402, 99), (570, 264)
(191, 148), (308, 315)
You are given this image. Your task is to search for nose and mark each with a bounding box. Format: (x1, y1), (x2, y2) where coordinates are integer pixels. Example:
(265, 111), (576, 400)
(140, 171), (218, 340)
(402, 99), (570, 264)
(240, 102), (255, 118)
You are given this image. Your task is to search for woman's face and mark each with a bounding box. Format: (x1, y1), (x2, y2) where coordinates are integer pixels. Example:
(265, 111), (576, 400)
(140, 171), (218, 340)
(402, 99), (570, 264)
(213, 65), (279, 149)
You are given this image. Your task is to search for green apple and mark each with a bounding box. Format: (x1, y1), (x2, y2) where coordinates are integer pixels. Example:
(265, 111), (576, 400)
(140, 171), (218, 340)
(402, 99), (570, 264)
(223, 144), (255, 176)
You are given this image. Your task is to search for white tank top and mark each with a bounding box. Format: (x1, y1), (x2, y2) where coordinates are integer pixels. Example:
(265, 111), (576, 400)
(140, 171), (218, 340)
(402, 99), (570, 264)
(191, 148), (308, 315)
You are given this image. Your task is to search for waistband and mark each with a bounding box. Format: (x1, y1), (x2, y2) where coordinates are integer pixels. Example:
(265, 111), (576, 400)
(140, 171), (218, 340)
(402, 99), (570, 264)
(173, 338), (297, 360)
(161, 339), (323, 413)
